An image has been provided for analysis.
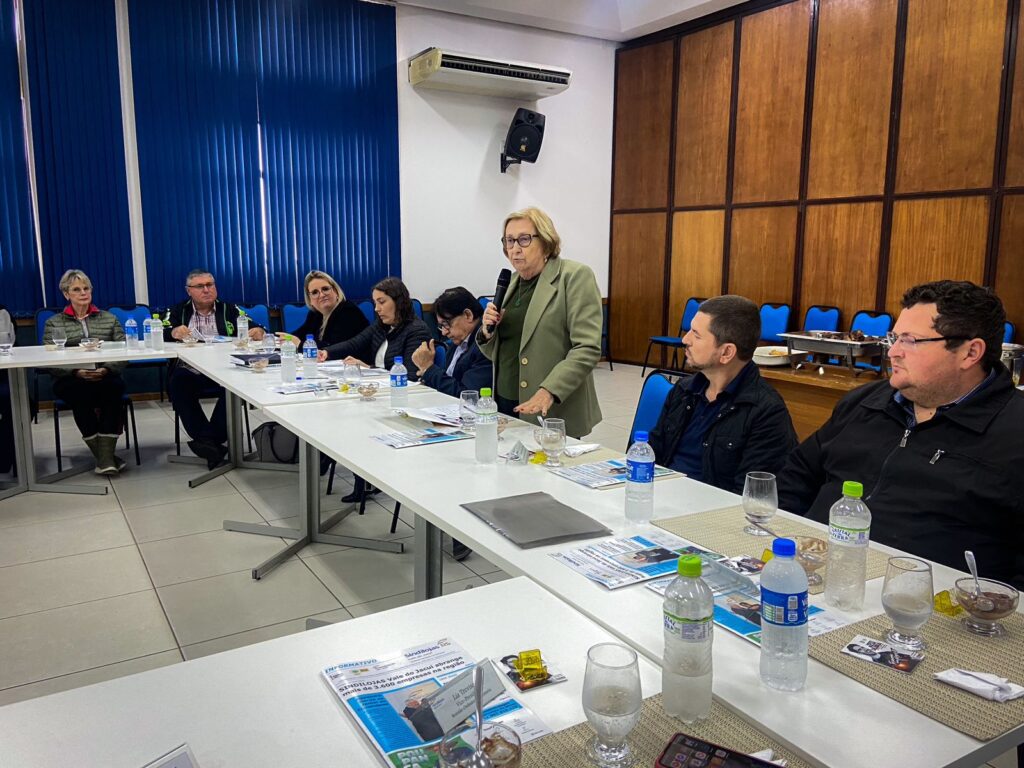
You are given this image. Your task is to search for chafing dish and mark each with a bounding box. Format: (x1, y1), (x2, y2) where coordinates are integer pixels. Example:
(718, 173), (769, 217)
(1002, 343), (1023, 386)
(778, 331), (887, 376)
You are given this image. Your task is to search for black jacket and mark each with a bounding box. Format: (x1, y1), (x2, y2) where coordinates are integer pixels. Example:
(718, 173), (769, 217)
(289, 301), (368, 347)
(323, 318), (432, 380)
(778, 370), (1024, 587)
(163, 299), (262, 341)
(420, 327), (492, 397)
(648, 364), (797, 494)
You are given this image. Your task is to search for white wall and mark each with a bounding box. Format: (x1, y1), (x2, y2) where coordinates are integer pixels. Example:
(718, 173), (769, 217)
(396, 6), (617, 303)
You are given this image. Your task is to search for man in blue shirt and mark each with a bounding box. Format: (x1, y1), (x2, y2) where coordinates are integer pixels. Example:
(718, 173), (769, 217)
(648, 295), (797, 494)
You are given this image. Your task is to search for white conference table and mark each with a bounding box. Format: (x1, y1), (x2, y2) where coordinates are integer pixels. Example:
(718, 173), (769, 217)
(0, 344), (178, 500)
(0, 577), (664, 767)
(264, 389), (1021, 768)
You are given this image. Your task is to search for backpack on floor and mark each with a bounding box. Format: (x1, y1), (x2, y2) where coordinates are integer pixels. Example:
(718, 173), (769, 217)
(252, 421), (299, 464)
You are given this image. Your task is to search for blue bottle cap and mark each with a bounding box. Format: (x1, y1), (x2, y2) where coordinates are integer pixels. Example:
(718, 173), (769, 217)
(634, 431), (649, 442)
(395, 356), (403, 364)
(306, 334), (314, 340)
(772, 538), (796, 557)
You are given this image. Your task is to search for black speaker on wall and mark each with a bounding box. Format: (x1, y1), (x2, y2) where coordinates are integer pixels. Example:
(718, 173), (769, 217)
(501, 108), (546, 173)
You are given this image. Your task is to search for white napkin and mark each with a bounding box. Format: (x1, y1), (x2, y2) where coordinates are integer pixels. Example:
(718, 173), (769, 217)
(562, 443), (600, 458)
(933, 669), (1024, 702)
(749, 749), (787, 766)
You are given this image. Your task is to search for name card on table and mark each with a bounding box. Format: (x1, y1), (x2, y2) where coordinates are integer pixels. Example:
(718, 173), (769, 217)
(142, 743), (201, 768)
(424, 659), (504, 735)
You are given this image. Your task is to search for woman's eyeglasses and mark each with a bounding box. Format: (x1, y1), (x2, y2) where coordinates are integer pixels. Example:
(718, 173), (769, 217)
(500, 234), (537, 249)
(308, 286), (334, 298)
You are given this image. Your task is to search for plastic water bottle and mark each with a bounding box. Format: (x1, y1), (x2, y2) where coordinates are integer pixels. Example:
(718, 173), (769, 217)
(759, 538), (809, 692)
(390, 356), (409, 408)
(236, 312), (249, 342)
(125, 317), (138, 350)
(625, 430), (655, 523)
(280, 337), (297, 383)
(475, 388), (498, 464)
(141, 317), (153, 349)
(824, 480), (872, 612)
(662, 555), (714, 723)
(301, 335), (318, 380)
(150, 314), (164, 351)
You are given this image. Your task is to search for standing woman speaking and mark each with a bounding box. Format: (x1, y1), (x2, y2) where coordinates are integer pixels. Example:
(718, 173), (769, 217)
(478, 207), (603, 439)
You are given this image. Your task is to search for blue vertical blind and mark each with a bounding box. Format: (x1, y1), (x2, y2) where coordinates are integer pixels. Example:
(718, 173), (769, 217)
(129, 0), (399, 309)
(23, 0), (134, 308)
(0, 0), (40, 314)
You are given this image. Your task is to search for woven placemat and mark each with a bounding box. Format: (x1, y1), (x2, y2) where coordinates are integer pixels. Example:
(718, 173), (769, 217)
(808, 607), (1024, 740)
(653, 506), (889, 594)
(523, 694), (813, 768)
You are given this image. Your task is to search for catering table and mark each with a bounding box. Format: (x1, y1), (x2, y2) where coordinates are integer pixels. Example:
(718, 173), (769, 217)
(0, 344), (178, 501)
(0, 577), (663, 767)
(263, 390), (1022, 768)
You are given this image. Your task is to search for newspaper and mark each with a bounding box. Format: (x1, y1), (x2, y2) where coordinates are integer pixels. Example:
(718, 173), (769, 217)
(548, 459), (679, 489)
(400, 404), (463, 427)
(549, 530), (721, 589)
(322, 638), (549, 767)
(373, 427), (474, 448)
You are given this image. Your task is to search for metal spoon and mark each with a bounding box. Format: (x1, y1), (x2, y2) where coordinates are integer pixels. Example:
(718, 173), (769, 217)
(964, 550), (994, 611)
(749, 520), (780, 538)
(468, 665), (493, 768)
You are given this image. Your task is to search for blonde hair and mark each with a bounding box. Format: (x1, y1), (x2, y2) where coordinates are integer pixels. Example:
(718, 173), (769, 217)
(502, 207), (561, 259)
(303, 270), (346, 311)
(58, 269), (92, 295)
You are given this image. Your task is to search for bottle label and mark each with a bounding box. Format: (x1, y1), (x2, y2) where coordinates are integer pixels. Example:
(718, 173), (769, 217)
(627, 459), (654, 483)
(828, 523), (870, 547)
(663, 610), (712, 642)
(760, 587), (808, 626)
(390, 374), (407, 388)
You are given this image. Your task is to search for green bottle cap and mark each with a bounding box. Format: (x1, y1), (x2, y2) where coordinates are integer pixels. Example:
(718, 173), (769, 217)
(678, 555), (702, 578)
(843, 481), (864, 498)
(481, 387), (492, 397)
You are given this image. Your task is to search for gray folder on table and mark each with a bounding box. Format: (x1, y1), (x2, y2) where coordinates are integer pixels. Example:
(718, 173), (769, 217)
(460, 491), (611, 549)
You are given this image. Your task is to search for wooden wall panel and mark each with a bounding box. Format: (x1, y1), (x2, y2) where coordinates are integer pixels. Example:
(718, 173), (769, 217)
(674, 23), (733, 207)
(886, 197), (989, 314)
(896, 0), (1005, 193)
(1004, 11), (1024, 187)
(801, 203), (883, 326)
(669, 211), (725, 321)
(732, 0), (810, 203)
(613, 41), (674, 210)
(727, 206), (798, 304)
(609, 214), (667, 362)
(807, 0), (896, 198)
(996, 195), (1024, 338)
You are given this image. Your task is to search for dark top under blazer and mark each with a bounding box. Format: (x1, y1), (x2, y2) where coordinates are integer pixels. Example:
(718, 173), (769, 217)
(420, 328), (493, 397)
(289, 301), (369, 347)
(323, 318), (432, 380)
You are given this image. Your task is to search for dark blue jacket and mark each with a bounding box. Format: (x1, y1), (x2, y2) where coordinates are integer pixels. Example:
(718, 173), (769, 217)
(420, 328), (492, 397)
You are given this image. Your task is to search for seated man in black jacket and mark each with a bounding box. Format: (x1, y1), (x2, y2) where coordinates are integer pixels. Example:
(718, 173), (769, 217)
(410, 286), (492, 397)
(648, 295), (797, 494)
(165, 269), (266, 468)
(778, 280), (1023, 587)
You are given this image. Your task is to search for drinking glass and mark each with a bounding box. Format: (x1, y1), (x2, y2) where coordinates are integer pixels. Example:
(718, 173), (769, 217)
(742, 471), (777, 535)
(439, 721), (522, 768)
(261, 333), (277, 354)
(460, 390), (479, 433)
(538, 418), (566, 467)
(51, 327), (67, 350)
(881, 556), (933, 651)
(343, 362), (362, 393)
(582, 642), (642, 768)
(0, 330), (13, 355)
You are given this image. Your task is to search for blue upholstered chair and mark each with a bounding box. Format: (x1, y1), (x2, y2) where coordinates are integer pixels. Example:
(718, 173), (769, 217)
(282, 303), (307, 335)
(642, 297), (702, 376)
(629, 369), (675, 450)
(357, 300), (375, 325)
(237, 304), (270, 332)
(1004, 321), (1015, 344)
(802, 305), (840, 333)
(759, 303), (791, 344)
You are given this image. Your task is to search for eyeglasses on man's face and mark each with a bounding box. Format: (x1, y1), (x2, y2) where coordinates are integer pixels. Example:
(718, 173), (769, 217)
(883, 332), (970, 349)
(188, 281), (216, 291)
(437, 318), (453, 332)
(500, 233), (537, 249)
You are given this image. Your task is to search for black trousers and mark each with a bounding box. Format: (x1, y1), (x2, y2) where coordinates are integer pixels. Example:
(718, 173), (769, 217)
(169, 366), (227, 445)
(52, 374), (124, 437)
(0, 375), (13, 473)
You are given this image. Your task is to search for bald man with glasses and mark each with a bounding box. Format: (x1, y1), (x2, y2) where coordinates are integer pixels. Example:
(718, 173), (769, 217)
(778, 280), (1023, 587)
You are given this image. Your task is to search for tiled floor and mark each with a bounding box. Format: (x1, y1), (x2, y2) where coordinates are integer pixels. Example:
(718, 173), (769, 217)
(0, 363), (1015, 768)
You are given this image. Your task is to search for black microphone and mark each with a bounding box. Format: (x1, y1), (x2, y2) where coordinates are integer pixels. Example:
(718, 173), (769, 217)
(485, 268), (512, 334)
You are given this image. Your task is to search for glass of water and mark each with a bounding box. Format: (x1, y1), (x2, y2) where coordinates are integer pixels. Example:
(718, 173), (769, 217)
(538, 418), (566, 467)
(742, 471), (777, 535)
(582, 642), (642, 768)
(881, 556), (933, 651)
(0, 330), (13, 355)
(51, 326), (67, 350)
(460, 390), (479, 433)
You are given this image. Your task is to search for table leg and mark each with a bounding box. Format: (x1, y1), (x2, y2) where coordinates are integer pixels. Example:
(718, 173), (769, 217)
(414, 515), (443, 601)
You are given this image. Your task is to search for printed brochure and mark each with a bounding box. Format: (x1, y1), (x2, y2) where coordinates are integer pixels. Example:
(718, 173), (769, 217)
(373, 427), (474, 449)
(548, 458), (678, 489)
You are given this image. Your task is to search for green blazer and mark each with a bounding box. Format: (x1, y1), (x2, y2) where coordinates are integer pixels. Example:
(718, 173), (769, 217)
(478, 257), (603, 438)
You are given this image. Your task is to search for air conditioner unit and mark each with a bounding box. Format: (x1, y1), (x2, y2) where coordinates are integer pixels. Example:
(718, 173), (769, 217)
(408, 47), (571, 100)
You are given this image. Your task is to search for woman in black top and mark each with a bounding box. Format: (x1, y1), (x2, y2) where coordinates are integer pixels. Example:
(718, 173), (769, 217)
(319, 276), (430, 375)
(279, 270), (368, 347)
